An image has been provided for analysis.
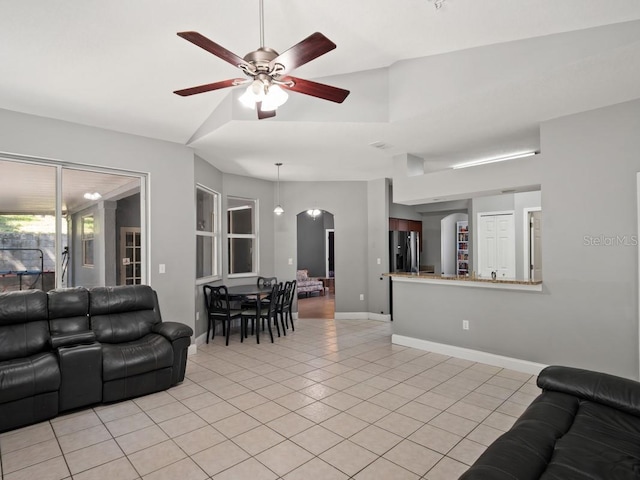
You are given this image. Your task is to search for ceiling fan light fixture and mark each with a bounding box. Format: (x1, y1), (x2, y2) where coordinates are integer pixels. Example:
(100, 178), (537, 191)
(261, 84), (289, 111)
(239, 79), (266, 108)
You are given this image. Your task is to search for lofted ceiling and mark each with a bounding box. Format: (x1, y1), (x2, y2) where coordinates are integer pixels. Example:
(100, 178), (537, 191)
(1, 1), (640, 182)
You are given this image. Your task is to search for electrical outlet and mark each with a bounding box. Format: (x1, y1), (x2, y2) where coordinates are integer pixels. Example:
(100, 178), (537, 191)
(359, 294), (364, 301)
(159, 264), (166, 274)
(288, 258), (293, 265)
(376, 258), (381, 265)
(196, 312), (200, 321)
(462, 320), (470, 330)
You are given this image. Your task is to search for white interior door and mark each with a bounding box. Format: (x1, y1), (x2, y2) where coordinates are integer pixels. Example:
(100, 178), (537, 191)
(530, 211), (542, 281)
(478, 216), (497, 277)
(478, 212), (515, 279)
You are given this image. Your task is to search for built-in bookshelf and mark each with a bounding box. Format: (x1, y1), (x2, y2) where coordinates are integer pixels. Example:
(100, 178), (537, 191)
(456, 220), (469, 276)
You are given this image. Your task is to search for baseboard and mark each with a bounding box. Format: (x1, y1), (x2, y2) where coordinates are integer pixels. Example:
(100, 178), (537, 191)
(391, 334), (547, 375)
(334, 312), (369, 320)
(369, 313), (391, 322)
(188, 344), (198, 355)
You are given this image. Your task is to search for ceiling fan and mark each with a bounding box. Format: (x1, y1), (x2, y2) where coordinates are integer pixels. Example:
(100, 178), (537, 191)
(174, 0), (350, 119)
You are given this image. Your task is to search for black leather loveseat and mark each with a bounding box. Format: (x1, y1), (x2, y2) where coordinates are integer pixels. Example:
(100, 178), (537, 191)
(0, 285), (193, 432)
(461, 365), (640, 479)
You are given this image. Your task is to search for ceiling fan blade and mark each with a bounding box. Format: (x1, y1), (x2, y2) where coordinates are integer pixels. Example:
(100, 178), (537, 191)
(174, 78), (246, 97)
(270, 32), (336, 74)
(177, 31), (247, 68)
(281, 76), (350, 103)
(257, 102), (277, 120)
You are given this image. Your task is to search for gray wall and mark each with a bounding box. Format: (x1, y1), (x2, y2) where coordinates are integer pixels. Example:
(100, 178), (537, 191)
(70, 201), (116, 288)
(368, 178), (390, 316)
(297, 211), (332, 278)
(274, 181), (370, 314)
(422, 214), (447, 274)
(393, 98), (640, 379)
(0, 108), (196, 333)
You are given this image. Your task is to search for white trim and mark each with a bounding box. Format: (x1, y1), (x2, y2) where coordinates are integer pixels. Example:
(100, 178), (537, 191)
(637, 172), (640, 378)
(522, 206), (542, 281)
(334, 312), (369, 320)
(188, 344), (198, 356)
(392, 334), (547, 375)
(392, 275), (542, 292)
(332, 312), (391, 321)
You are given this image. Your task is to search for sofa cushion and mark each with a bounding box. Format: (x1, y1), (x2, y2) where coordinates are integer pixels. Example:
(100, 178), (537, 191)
(0, 352), (60, 404)
(48, 287), (90, 335)
(102, 333), (173, 382)
(90, 285), (160, 343)
(296, 269), (308, 282)
(0, 290), (50, 362)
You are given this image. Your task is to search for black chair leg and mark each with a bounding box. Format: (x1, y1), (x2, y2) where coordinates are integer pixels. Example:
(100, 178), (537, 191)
(206, 318), (211, 344)
(225, 320), (230, 346)
(265, 316), (274, 342)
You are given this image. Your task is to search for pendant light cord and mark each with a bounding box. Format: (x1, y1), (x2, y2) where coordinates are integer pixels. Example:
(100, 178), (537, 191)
(259, 0), (265, 48)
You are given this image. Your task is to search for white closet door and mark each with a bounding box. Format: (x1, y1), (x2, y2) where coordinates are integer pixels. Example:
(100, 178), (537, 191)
(496, 214), (515, 279)
(478, 213), (515, 279)
(478, 215), (497, 277)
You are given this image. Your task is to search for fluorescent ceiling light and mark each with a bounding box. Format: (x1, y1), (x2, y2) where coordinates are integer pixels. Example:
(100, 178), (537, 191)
(452, 151), (537, 169)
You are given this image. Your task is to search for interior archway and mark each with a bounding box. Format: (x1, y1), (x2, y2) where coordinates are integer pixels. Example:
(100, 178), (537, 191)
(296, 209), (335, 319)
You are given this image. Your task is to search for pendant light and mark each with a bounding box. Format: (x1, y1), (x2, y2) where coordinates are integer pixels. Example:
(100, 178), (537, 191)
(274, 162), (284, 215)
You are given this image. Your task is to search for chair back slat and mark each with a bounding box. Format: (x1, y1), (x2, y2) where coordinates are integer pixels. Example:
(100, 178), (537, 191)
(257, 276), (278, 288)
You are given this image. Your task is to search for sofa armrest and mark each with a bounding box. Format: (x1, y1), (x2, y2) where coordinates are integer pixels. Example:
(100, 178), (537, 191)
(51, 330), (97, 349)
(537, 365), (640, 417)
(153, 322), (193, 342)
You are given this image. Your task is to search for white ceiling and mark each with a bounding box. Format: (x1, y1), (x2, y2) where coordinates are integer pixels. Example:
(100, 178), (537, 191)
(1, 0), (640, 182)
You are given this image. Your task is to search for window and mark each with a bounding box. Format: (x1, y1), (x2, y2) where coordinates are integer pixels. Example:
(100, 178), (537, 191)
(82, 215), (94, 266)
(196, 185), (220, 280)
(227, 197), (257, 276)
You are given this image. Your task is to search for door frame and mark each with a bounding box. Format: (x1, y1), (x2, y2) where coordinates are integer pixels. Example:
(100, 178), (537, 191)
(325, 228), (335, 278)
(523, 207), (542, 281)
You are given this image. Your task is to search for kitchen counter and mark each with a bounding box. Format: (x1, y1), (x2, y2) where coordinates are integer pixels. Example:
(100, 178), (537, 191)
(387, 272), (542, 291)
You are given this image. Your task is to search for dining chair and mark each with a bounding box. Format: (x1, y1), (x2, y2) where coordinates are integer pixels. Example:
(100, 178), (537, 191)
(241, 283), (280, 344)
(203, 285), (244, 346)
(278, 280), (296, 332)
(241, 276), (278, 309)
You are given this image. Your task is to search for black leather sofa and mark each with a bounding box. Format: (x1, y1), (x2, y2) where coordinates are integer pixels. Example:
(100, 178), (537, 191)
(461, 365), (640, 479)
(0, 285), (193, 432)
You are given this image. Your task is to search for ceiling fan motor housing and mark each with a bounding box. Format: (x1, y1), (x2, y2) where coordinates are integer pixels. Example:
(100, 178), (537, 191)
(243, 47), (280, 76)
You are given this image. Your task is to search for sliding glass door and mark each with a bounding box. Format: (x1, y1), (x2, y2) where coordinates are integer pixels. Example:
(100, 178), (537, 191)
(0, 156), (146, 291)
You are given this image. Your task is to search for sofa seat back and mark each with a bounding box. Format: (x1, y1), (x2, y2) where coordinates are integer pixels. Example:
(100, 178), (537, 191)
(48, 287), (90, 335)
(90, 285), (160, 343)
(0, 290), (51, 361)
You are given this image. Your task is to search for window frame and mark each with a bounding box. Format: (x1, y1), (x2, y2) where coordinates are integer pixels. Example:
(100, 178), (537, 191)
(195, 184), (221, 284)
(227, 196), (259, 278)
(81, 214), (95, 267)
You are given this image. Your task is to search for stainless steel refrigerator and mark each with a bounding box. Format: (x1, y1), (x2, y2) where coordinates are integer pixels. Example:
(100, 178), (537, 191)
(389, 230), (420, 273)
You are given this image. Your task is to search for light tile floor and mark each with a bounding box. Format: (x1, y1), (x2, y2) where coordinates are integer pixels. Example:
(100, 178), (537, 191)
(0, 318), (540, 479)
